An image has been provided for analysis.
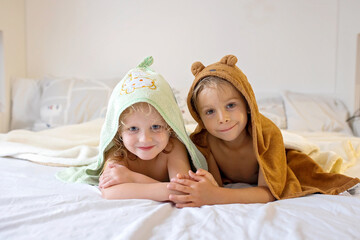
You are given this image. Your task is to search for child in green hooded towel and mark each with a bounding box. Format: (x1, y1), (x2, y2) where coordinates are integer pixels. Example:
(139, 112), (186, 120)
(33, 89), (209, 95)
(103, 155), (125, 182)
(56, 56), (207, 202)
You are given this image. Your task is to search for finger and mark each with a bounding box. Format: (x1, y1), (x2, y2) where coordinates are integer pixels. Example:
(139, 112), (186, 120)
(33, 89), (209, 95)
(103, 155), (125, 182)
(99, 175), (111, 186)
(175, 202), (197, 208)
(195, 168), (207, 176)
(101, 179), (116, 189)
(176, 173), (189, 179)
(169, 194), (192, 204)
(170, 178), (195, 186)
(167, 182), (192, 193)
(99, 175), (107, 185)
(189, 171), (205, 182)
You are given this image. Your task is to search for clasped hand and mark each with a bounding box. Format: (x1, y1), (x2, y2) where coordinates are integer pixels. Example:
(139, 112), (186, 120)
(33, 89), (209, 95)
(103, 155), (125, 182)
(167, 169), (219, 208)
(99, 163), (219, 207)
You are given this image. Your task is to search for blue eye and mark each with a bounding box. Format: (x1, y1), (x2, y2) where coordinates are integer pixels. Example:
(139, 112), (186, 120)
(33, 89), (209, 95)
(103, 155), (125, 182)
(128, 126), (139, 132)
(151, 125), (163, 132)
(226, 103), (236, 109)
(205, 109), (215, 115)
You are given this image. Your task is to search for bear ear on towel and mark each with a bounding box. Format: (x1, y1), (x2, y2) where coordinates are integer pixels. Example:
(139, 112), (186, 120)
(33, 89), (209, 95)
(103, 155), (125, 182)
(191, 62), (205, 76)
(220, 55), (237, 66)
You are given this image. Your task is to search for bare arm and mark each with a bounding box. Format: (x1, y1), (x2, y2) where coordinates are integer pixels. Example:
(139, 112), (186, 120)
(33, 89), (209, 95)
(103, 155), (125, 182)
(206, 152), (223, 186)
(168, 169), (275, 207)
(167, 138), (192, 179)
(101, 182), (181, 201)
(100, 147), (160, 188)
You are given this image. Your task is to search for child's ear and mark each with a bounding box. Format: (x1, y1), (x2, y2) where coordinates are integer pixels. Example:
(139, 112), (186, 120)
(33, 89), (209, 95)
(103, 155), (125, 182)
(220, 55), (237, 66)
(191, 62), (205, 76)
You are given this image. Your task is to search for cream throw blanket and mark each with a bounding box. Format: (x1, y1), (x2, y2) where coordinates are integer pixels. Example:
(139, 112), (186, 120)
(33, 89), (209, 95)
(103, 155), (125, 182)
(0, 119), (103, 166)
(0, 119), (358, 174)
(281, 130), (359, 173)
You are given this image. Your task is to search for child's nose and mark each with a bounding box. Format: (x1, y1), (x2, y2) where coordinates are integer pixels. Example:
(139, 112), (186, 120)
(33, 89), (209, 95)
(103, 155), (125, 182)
(139, 130), (152, 142)
(218, 110), (230, 124)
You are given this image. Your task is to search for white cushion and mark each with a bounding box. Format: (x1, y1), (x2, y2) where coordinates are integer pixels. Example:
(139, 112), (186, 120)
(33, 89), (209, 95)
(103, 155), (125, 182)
(11, 78), (41, 130)
(172, 87), (197, 126)
(257, 96), (287, 129)
(282, 91), (353, 134)
(33, 77), (120, 131)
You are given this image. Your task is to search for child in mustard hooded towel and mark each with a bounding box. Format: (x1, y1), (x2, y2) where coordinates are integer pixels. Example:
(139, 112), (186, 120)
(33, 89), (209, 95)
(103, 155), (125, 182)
(167, 54), (360, 207)
(56, 56), (207, 202)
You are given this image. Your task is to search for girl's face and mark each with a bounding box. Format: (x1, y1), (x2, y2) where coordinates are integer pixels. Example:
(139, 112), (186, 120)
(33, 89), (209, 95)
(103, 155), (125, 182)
(120, 108), (170, 160)
(196, 83), (249, 142)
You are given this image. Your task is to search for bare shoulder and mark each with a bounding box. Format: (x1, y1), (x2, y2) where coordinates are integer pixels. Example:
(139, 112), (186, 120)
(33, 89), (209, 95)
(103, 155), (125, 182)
(168, 137), (186, 151)
(164, 137), (188, 159)
(104, 146), (128, 167)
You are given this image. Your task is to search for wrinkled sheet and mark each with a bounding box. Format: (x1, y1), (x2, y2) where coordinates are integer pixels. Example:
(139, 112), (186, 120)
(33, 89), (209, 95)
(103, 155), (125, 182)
(1, 157), (360, 240)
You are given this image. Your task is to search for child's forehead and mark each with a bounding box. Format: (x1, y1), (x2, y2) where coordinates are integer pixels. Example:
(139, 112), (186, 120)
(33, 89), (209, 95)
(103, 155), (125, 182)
(204, 80), (241, 95)
(125, 105), (165, 122)
(197, 82), (247, 105)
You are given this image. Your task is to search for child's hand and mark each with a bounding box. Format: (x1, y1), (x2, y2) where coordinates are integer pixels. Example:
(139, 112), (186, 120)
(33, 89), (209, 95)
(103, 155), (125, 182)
(99, 163), (132, 189)
(176, 169), (218, 187)
(175, 172), (193, 181)
(193, 169), (219, 187)
(167, 169), (219, 207)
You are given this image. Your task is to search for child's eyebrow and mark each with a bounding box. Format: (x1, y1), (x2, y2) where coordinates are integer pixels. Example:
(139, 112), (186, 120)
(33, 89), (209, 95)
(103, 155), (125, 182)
(225, 97), (240, 102)
(199, 97), (240, 109)
(198, 103), (214, 110)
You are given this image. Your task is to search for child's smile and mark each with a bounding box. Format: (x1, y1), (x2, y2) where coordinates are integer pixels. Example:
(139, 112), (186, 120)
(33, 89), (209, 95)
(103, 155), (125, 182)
(218, 123), (237, 132)
(121, 110), (170, 160)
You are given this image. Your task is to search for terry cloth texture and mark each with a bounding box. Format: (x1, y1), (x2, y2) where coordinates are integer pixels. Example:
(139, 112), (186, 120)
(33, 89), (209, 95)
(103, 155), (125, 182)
(57, 56), (207, 185)
(187, 54), (360, 199)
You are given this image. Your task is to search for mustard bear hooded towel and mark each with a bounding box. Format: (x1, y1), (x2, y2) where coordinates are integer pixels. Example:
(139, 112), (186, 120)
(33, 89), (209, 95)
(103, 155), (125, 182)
(57, 56), (207, 185)
(187, 54), (360, 199)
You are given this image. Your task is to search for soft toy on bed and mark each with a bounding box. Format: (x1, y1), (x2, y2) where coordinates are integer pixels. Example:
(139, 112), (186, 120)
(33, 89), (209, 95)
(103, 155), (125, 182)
(57, 56), (208, 202)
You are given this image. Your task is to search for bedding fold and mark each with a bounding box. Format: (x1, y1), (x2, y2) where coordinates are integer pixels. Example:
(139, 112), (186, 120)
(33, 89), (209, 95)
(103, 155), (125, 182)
(0, 119), (103, 166)
(0, 118), (358, 174)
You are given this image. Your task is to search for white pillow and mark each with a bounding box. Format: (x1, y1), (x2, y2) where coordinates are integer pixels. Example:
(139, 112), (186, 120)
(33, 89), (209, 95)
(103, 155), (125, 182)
(257, 96), (287, 129)
(282, 91), (353, 134)
(347, 109), (360, 137)
(10, 78), (41, 130)
(172, 87), (197, 126)
(33, 77), (120, 131)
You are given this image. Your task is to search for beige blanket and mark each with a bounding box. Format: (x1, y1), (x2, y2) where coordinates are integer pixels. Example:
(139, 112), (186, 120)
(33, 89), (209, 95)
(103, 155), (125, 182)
(0, 118), (358, 174)
(0, 119), (103, 166)
(281, 130), (360, 173)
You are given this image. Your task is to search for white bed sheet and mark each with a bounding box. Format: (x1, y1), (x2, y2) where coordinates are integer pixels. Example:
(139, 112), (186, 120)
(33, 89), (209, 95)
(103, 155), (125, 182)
(1, 156), (360, 240)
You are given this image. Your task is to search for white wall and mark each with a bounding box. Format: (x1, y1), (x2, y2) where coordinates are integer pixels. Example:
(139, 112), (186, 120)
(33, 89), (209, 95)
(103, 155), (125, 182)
(26, 0), (338, 92)
(0, 0), (26, 132)
(337, 0), (360, 112)
(1, 0), (359, 132)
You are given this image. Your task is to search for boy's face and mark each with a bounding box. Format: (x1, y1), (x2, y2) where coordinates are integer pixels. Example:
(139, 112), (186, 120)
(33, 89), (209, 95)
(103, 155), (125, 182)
(196, 83), (249, 142)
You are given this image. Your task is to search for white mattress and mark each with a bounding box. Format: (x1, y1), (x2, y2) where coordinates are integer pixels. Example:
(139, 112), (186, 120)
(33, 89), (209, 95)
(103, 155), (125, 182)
(1, 156), (360, 240)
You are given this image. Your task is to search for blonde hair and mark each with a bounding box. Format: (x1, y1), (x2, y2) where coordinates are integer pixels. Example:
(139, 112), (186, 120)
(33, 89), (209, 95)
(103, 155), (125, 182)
(112, 102), (175, 161)
(191, 76), (235, 115)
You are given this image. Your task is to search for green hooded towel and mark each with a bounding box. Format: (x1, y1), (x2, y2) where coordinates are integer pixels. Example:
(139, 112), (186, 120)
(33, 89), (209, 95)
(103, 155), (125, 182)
(56, 56), (208, 185)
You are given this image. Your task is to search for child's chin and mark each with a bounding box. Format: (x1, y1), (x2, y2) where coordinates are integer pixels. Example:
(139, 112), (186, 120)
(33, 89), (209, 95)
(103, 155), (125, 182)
(216, 133), (239, 142)
(137, 152), (160, 161)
